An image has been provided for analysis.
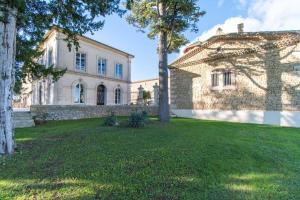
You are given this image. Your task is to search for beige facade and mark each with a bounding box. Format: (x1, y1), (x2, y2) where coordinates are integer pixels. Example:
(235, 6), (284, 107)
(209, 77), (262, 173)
(31, 28), (133, 106)
(131, 77), (170, 105)
(170, 29), (300, 127)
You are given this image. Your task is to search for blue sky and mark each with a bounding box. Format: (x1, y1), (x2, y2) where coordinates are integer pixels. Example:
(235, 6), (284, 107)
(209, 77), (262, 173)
(86, 0), (300, 81)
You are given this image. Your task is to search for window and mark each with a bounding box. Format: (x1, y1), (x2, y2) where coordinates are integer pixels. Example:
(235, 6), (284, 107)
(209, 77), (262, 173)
(74, 83), (84, 103)
(115, 63), (123, 78)
(76, 53), (86, 71)
(223, 71), (232, 86)
(48, 48), (53, 67)
(98, 58), (107, 75)
(294, 65), (300, 72)
(115, 88), (121, 104)
(38, 51), (46, 65)
(211, 73), (219, 87)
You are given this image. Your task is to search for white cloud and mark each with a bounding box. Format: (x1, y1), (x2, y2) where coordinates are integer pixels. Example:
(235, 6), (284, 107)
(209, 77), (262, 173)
(249, 0), (300, 30)
(196, 17), (261, 42)
(195, 0), (300, 42)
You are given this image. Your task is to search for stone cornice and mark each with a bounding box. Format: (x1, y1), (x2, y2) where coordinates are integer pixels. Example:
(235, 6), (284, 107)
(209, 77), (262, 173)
(65, 70), (131, 84)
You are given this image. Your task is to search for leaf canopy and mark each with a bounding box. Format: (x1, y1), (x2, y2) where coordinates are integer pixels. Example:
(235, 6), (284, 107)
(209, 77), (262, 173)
(0, 0), (124, 91)
(126, 0), (205, 52)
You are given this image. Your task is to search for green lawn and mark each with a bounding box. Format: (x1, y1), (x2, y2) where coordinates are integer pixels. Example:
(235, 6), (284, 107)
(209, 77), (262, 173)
(1, 118), (300, 200)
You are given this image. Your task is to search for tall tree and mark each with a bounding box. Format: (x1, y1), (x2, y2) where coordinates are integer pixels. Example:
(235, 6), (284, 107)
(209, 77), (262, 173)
(126, 0), (205, 122)
(0, 0), (124, 155)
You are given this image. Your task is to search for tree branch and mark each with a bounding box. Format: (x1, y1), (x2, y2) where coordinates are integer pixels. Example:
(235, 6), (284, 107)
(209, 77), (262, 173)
(167, 3), (178, 50)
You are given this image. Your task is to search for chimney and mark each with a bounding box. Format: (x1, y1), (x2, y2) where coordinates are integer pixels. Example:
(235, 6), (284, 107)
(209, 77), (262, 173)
(216, 27), (223, 35)
(238, 23), (244, 33)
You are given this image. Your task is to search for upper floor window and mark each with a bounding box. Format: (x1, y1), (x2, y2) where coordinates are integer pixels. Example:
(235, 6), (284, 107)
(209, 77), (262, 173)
(48, 48), (53, 67)
(98, 58), (107, 75)
(38, 54), (44, 65)
(211, 72), (219, 87)
(74, 83), (84, 104)
(115, 88), (121, 104)
(115, 63), (123, 78)
(223, 71), (232, 86)
(76, 53), (86, 72)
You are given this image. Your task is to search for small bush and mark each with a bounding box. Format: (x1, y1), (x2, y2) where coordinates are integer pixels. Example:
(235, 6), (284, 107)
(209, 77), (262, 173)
(104, 112), (118, 126)
(128, 110), (148, 128)
(33, 113), (48, 125)
(142, 110), (148, 119)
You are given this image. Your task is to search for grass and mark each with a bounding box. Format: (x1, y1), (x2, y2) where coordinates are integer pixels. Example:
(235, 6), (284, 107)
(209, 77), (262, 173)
(1, 117), (300, 200)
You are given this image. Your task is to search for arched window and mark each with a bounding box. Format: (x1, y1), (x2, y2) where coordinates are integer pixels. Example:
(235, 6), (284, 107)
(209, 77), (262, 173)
(74, 83), (84, 103)
(115, 88), (121, 105)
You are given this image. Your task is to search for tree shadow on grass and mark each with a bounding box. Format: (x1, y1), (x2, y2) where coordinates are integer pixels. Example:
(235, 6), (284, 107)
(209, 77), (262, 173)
(1, 118), (300, 199)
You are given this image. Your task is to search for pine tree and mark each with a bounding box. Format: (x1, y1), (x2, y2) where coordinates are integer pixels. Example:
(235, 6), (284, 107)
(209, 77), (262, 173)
(126, 0), (205, 122)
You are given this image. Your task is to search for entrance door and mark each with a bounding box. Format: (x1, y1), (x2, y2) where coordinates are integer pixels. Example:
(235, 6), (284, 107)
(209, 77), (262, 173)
(97, 85), (106, 105)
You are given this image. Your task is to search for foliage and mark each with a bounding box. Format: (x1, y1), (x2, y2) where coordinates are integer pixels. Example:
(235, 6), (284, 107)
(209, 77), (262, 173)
(0, 0), (125, 92)
(1, 118), (300, 199)
(126, 0), (206, 53)
(128, 110), (148, 128)
(126, 0), (205, 122)
(32, 113), (48, 125)
(143, 90), (151, 105)
(103, 111), (118, 127)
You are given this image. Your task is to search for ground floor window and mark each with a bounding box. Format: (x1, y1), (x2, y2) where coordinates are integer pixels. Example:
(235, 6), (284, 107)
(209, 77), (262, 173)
(223, 71), (232, 86)
(115, 88), (121, 104)
(74, 83), (84, 103)
(211, 72), (219, 87)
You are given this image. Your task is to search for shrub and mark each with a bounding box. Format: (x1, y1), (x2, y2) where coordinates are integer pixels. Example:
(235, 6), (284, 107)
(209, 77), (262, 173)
(33, 113), (48, 125)
(104, 112), (118, 126)
(142, 110), (149, 122)
(128, 110), (148, 128)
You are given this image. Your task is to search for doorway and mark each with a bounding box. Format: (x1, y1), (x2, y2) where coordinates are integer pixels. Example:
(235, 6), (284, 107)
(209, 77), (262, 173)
(97, 84), (106, 105)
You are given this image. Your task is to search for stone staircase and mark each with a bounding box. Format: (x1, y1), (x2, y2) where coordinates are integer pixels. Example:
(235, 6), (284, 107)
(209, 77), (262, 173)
(13, 111), (35, 128)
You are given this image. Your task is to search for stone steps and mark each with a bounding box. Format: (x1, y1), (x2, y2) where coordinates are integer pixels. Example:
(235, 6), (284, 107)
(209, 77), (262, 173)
(13, 111), (35, 128)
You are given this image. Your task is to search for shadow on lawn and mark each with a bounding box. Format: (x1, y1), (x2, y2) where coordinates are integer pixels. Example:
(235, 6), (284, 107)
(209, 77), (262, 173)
(1, 118), (300, 199)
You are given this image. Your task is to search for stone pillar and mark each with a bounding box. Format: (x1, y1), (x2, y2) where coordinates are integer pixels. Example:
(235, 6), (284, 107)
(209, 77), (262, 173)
(153, 83), (159, 105)
(137, 85), (144, 105)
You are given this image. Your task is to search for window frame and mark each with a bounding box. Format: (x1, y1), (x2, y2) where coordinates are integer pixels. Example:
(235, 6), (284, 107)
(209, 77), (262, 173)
(293, 65), (300, 74)
(210, 69), (235, 90)
(114, 88), (121, 105)
(48, 47), (53, 67)
(115, 63), (123, 79)
(97, 57), (107, 76)
(75, 52), (87, 72)
(74, 83), (85, 104)
(223, 71), (233, 86)
(211, 72), (220, 87)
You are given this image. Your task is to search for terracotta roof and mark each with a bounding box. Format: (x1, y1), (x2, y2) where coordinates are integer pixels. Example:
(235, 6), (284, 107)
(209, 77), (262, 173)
(170, 30), (300, 68)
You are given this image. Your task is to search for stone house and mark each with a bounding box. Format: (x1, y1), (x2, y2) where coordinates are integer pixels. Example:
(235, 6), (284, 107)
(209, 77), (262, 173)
(30, 27), (133, 106)
(169, 26), (300, 127)
(131, 77), (170, 105)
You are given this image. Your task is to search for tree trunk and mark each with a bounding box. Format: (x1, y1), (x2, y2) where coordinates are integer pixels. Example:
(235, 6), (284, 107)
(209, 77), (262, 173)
(0, 7), (17, 155)
(158, 2), (170, 123)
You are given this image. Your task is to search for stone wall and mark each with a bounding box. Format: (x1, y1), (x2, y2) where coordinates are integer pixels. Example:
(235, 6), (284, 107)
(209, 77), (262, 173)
(170, 33), (300, 112)
(31, 105), (158, 120)
(131, 77), (170, 105)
